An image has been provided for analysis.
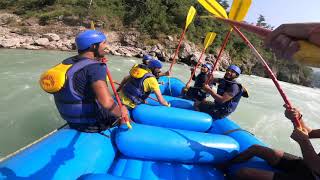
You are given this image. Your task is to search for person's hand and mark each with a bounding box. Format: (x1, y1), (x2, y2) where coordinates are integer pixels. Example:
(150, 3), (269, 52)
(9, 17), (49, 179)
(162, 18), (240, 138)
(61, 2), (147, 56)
(202, 84), (212, 93)
(186, 82), (191, 89)
(120, 106), (129, 120)
(266, 33), (300, 60)
(283, 104), (302, 122)
(100, 57), (108, 63)
(290, 128), (309, 143)
(265, 23), (320, 60)
(165, 71), (171, 76)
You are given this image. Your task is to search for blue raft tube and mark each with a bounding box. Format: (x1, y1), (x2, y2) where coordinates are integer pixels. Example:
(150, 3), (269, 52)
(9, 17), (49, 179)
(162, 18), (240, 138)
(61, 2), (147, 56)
(0, 123), (238, 179)
(0, 76), (271, 179)
(133, 76), (275, 175)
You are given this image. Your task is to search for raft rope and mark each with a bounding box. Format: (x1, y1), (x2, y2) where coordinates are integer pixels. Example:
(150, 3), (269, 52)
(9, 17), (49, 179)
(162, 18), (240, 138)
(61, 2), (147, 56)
(0, 123), (68, 162)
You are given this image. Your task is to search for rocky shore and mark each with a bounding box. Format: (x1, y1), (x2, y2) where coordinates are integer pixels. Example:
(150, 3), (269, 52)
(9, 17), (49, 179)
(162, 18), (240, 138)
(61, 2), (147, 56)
(0, 13), (315, 87)
(0, 13), (232, 70)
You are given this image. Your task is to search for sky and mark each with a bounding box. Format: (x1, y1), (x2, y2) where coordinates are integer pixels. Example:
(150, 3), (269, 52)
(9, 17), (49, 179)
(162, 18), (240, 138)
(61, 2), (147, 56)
(227, 0), (320, 28)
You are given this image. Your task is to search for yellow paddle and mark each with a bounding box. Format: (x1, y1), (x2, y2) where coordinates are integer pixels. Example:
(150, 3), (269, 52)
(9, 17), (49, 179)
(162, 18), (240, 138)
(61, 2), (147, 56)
(168, 6), (196, 72)
(228, 0), (252, 21)
(199, 0), (302, 128)
(198, 0), (228, 19)
(186, 32), (217, 87)
(198, 0), (252, 84)
(90, 21), (95, 30)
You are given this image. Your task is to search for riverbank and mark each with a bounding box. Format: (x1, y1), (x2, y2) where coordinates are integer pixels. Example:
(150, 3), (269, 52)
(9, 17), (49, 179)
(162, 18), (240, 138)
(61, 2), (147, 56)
(0, 12), (315, 87)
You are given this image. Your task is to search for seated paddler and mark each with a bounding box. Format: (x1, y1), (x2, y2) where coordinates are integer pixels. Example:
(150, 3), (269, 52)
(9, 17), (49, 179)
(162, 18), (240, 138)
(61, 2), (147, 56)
(117, 59), (170, 109)
(183, 62), (214, 102)
(39, 30), (129, 132)
(141, 54), (171, 79)
(195, 65), (249, 119)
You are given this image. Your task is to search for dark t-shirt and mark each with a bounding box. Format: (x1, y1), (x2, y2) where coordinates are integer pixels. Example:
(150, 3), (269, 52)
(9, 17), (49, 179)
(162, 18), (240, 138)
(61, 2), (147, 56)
(64, 57), (107, 97)
(63, 57), (116, 132)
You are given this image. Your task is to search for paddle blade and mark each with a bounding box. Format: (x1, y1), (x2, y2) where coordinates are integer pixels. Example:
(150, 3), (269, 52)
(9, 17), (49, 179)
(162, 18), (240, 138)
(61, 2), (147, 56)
(204, 32), (217, 49)
(185, 6), (197, 29)
(229, 0), (252, 21)
(90, 21), (95, 30)
(198, 0), (228, 19)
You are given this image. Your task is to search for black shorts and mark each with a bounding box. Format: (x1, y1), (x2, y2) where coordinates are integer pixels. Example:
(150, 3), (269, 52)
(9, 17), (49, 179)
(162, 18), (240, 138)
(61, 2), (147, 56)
(198, 101), (229, 119)
(273, 152), (319, 180)
(184, 87), (207, 102)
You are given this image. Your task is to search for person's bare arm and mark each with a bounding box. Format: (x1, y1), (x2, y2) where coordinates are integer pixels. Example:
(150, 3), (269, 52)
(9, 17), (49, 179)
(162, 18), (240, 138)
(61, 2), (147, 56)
(154, 89), (169, 106)
(202, 84), (233, 103)
(291, 128), (320, 175)
(93, 80), (124, 117)
(309, 129), (320, 139)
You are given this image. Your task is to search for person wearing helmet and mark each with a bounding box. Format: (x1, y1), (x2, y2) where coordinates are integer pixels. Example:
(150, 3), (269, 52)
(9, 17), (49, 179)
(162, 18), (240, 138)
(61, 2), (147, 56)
(41, 30), (128, 132)
(118, 59), (170, 109)
(141, 54), (171, 79)
(142, 54), (153, 66)
(195, 64), (249, 119)
(183, 62), (214, 102)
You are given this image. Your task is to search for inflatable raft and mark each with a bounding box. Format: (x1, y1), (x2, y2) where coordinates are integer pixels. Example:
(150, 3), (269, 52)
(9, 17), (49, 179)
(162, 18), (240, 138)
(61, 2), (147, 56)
(0, 76), (272, 180)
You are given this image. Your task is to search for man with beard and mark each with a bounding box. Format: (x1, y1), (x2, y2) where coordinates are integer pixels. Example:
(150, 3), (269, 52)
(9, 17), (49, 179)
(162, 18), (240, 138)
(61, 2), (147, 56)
(40, 30), (128, 132)
(118, 59), (170, 109)
(195, 65), (249, 119)
(141, 54), (171, 79)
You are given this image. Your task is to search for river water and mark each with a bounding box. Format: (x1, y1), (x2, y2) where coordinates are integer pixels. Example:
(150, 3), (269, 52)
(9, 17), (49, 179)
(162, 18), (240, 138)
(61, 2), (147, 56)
(0, 49), (319, 159)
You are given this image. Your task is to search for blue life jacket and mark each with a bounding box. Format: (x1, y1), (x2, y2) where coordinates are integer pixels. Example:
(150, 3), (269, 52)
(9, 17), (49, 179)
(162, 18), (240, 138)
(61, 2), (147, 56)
(216, 78), (244, 114)
(122, 65), (154, 105)
(53, 57), (105, 124)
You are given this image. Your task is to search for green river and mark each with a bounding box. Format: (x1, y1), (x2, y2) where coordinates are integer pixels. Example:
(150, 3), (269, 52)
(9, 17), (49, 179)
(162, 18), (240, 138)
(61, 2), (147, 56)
(0, 49), (319, 159)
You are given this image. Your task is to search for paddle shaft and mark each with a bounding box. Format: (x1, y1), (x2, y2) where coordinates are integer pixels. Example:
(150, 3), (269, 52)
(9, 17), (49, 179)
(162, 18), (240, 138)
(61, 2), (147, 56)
(206, 29), (233, 84)
(169, 28), (187, 72)
(106, 68), (131, 127)
(216, 17), (270, 37)
(232, 26), (301, 128)
(187, 46), (207, 85)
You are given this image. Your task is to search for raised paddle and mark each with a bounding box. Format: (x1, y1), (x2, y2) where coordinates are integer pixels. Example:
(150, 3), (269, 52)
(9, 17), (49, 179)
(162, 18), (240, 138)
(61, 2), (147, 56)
(208, 17), (320, 67)
(168, 6), (196, 73)
(198, 0), (301, 128)
(185, 32), (217, 87)
(198, 0), (252, 84)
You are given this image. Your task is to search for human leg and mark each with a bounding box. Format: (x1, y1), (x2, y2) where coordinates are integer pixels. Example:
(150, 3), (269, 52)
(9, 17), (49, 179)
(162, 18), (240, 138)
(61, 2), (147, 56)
(231, 145), (284, 166)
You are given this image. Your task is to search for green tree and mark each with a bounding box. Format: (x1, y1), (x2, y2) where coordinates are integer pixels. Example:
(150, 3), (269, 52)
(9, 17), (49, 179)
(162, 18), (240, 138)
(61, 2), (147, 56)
(221, 0), (229, 10)
(256, 14), (267, 27)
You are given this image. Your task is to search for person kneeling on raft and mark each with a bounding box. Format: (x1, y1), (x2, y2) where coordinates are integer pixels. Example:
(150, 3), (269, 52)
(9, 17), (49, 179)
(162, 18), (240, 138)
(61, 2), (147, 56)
(141, 54), (171, 79)
(183, 62), (214, 102)
(195, 65), (249, 119)
(39, 30), (129, 132)
(117, 59), (170, 109)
